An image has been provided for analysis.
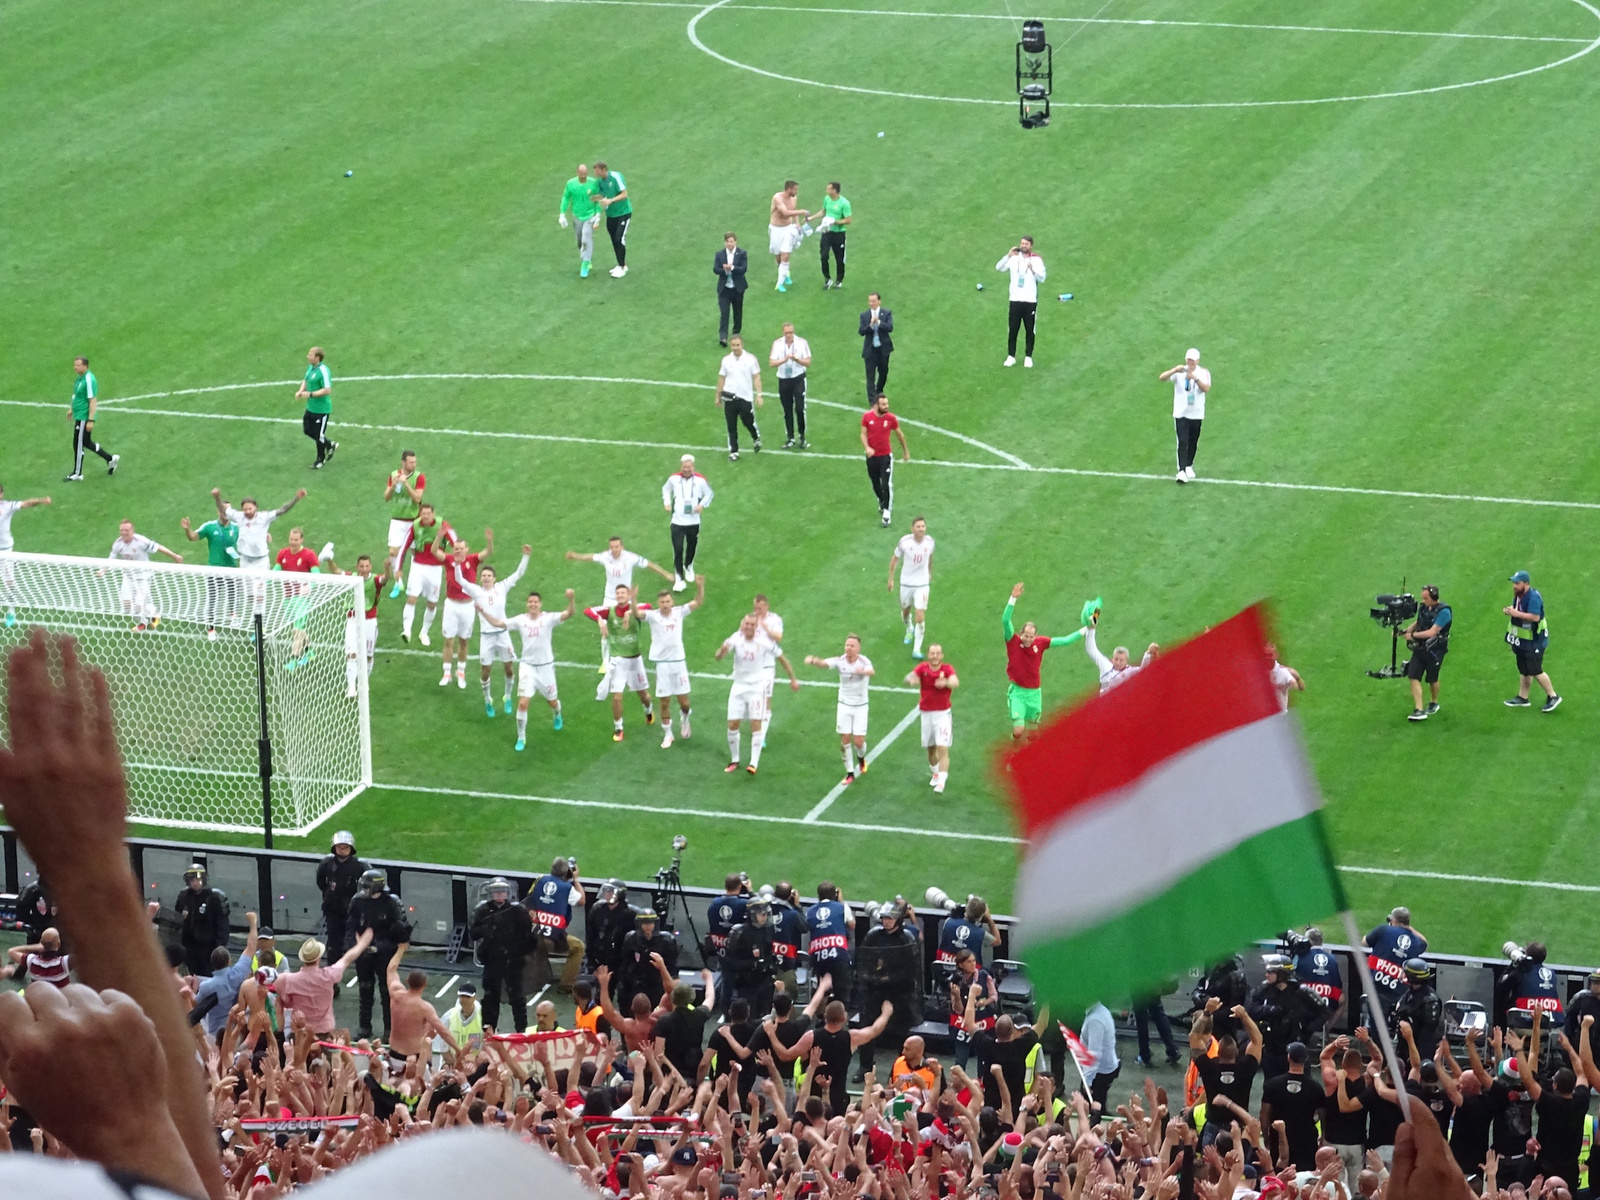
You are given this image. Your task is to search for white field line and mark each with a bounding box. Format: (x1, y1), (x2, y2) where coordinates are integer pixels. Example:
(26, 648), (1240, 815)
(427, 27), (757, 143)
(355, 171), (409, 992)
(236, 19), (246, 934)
(802, 702), (923, 822)
(1339, 864), (1600, 894)
(516, 0), (1592, 44)
(344, 975), (360, 989)
(5, 387), (1598, 512)
(434, 973), (461, 998)
(376, 646), (919, 693)
(381, 781), (1028, 844)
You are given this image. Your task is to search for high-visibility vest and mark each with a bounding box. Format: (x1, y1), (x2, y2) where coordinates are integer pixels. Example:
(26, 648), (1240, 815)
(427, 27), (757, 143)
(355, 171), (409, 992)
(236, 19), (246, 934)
(574, 1003), (602, 1040)
(1024, 1043), (1041, 1092)
(1581, 1114), (1594, 1191)
(446, 1004), (485, 1048)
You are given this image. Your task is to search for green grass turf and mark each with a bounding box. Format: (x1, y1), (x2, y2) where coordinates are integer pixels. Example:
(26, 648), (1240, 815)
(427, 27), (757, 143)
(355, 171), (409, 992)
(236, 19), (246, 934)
(3, 0), (1600, 964)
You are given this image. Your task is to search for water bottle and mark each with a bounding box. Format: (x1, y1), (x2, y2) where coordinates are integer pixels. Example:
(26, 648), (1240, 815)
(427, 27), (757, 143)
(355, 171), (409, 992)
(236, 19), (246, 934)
(1058, 293), (1073, 302)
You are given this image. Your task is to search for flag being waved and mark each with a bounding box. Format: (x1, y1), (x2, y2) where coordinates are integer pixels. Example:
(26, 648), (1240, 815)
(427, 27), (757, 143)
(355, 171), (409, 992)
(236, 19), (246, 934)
(1001, 604), (1343, 1017)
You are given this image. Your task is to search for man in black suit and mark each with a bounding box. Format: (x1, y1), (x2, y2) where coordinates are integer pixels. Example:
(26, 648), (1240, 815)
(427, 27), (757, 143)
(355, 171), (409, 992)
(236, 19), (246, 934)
(859, 292), (894, 401)
(714, 232), (749, 347)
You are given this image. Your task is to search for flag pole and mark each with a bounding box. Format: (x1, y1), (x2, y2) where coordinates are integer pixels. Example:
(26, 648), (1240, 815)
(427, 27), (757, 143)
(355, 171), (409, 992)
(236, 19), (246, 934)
(1337, 909), (1414, 1124)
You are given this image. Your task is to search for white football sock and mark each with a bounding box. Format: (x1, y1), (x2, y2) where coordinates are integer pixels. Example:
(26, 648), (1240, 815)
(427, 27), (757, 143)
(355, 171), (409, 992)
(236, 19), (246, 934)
(843, 745), (853, 773)
(421, 606), (436, 636)
(728, 729), (741, 763)
(600, 634), (610, 666)
(750, 736), (765, 768)
(481, 677), (492, 701)
(613, 717), (624, 731)
(516, 710), (528, 738)
(402, 603), (416, 638)
(913, 622), (925, 654)
(504, 676), (516, 702)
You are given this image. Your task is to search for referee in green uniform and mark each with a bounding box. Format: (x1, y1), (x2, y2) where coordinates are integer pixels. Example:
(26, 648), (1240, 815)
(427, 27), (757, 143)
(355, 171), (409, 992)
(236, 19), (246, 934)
(558, 163), (600, 279)
(296, 347), (336, 469)
(68, 356), (118, 481)
(593, 161), (632, 278)
(819, 182), (852, 289)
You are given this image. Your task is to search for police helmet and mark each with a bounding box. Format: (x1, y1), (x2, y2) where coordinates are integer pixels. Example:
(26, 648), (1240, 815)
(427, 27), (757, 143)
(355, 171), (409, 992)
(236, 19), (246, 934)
(1403, 956), (1431, 983)
(183, 863), (207, 885)
(599, 878), (627, 904)
(746, 897), (772, 922)
(1262, 953), (1295, 981)
(634, 907), (659, 927)
(332, 830), (355, 852)
(360, 868), (388, 896)
(486, 876), (512, 901)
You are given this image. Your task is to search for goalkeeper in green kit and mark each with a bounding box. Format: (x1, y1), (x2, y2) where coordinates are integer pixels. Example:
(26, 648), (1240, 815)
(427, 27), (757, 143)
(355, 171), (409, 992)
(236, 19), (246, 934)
(1002, 583), (1094, 739)
(558, 163), (601, 279)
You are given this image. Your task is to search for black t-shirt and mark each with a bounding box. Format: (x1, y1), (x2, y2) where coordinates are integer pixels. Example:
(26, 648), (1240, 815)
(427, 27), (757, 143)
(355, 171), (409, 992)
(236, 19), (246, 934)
(1260, 1071), (1322, 1170)
(1535, 1086), (1590, 1169)
(1365, 1087), (1403, 1150)
(752, 1015), (813, 1067)
(972, 1029), (1039, 1111)
(709, 1019), (759, 1093)
(1406, 1080), (1456, 1134)
(1320, 1074), (1368, 1145)
(654, 1007), (712, 1081)
(1194, 1054), (1260, 1125)
(1450, 1092), (1493, 1175)
(1489, 1079), (1536, 1156)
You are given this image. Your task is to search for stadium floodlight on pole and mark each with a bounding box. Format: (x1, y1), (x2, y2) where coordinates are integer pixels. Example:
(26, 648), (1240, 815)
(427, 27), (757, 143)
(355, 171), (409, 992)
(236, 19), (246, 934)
(1016, 19), (1051, 129)
(0, 551), (370, 836)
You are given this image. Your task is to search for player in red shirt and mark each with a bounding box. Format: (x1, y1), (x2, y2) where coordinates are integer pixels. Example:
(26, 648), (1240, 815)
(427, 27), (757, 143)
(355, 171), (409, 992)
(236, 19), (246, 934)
(274, 527), (322, 671)
(1003, 581), (1087, 740)
(440, 531), (492, 689)
(859, 393), (910, 527)
(904, 643), (958, 793)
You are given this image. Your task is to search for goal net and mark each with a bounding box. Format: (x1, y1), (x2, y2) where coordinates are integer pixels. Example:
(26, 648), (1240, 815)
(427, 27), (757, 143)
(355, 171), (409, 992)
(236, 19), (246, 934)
(0, 551), (371, 835)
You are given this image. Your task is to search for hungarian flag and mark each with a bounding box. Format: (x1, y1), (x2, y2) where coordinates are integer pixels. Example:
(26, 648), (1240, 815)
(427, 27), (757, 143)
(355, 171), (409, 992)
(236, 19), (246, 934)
(1001, 605), (1343, 1016)
(1060, 1023), (1098, 1072)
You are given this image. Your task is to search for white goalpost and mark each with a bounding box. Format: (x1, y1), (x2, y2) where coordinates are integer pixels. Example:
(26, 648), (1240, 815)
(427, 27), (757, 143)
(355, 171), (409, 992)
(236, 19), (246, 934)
(0, 551), (371, 836)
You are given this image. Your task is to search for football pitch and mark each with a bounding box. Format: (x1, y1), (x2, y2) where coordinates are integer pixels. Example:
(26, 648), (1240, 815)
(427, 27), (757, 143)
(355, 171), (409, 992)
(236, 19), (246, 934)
(4, 0), (1600, 963)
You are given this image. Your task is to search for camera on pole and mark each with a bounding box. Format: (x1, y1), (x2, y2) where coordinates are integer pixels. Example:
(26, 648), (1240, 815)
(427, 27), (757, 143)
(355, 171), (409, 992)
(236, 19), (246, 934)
(1366, 586), (1418, 679)
(1017, 19), (1052, 129)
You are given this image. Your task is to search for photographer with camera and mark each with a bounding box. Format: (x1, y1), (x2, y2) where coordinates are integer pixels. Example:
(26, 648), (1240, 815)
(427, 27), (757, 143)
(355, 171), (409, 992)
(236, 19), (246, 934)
(723, 895), (778, 1016)
(1497, 940), (1564, 1030)
(1287, 926), (1344, 1012)
(705, 872), (749, 967)
(1246, 954), (1331, 1078)
(947, 947), (999, 1071)
(470, 876), (532, 1033)
(525, 856), (586, 993)
(930, 889), (1000, 968)
(769, 881), (805, 996)
(1364, 906), (1427, 1020)
(1399, 584), (1451, 721)
(805, 880), (854, 982)
(856, 899), (920, 1079)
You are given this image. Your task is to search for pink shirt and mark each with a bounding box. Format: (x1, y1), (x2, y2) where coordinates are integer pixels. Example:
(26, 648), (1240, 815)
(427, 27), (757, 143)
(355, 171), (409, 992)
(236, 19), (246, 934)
(276, 963), (345, 1033)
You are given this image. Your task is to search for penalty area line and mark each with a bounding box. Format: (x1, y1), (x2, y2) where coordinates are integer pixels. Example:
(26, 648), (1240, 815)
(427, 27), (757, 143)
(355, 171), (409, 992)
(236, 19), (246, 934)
(802, 702), (922, 822)
(377, 780), (1026, 845)
(1339, 864), (1600, 894)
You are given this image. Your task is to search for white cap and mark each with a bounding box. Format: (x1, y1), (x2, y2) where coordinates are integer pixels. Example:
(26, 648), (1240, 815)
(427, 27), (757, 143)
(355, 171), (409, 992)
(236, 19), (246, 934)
(1185, 348), (1201, 361)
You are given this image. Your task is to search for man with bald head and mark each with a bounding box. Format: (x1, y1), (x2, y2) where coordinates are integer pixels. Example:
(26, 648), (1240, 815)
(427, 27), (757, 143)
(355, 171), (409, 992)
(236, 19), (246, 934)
(2, 927), (71, 986)
(558, 163), (601, 278)
(891, 1034), (938, 1099)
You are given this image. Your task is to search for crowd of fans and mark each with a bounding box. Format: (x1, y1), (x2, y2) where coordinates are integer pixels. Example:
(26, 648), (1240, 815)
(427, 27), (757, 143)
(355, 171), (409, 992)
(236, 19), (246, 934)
(0, 631), (1589, 1200)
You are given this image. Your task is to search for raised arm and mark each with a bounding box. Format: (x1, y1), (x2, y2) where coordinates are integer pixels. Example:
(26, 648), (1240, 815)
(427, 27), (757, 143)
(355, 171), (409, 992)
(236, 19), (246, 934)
(1084, 625), (1113, 674)
(277, 488), (307, 516)
(502, 548), (531, 592)
(331, 928), (375, 973)
(851, 1000), (894, 1048)
(210, 488), (228, 521)
(180, 517), (200, 542)
(1003, 584), (1021, 639)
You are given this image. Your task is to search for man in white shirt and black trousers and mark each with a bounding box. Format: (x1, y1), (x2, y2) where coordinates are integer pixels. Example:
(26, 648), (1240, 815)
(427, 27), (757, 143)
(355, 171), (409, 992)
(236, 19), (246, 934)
(769, 323), (811, 449)
(715, 335), (762, 461)
(997, 237), (1046, 368)
(662, 455), (714, 591)
(1159, 347), (1212, 483)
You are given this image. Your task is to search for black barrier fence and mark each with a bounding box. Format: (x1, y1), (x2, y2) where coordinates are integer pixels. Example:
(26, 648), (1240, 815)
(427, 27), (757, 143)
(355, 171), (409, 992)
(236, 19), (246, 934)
(0, 829), (1587, 1040)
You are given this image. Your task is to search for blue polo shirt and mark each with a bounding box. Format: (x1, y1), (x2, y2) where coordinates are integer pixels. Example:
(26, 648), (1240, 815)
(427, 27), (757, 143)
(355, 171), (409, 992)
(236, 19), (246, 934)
(196, 950), (253, 1037)
(1514, 590), (1547, 648)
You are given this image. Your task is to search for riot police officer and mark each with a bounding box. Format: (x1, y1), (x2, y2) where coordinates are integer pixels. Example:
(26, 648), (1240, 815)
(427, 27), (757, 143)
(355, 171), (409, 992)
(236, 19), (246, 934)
(174, 863), (229, 977)
(525, 857), (586, 993)
(1496, 941), (1564, 1031)
(586, 878), (634, 985)
(856, 900), (919, 1077)
(805, 881), (854, 984)
(315, 830), (367, 959)
(471, 877), (532, 1033)
(723, 897), (778, 1016)
(617, 908), (678, 1010)
(15, 877), (54, 945)
(769, 882), (806, 997)
(1390, 957), (1444, 1065)
(347, 867), (408, 1040)
(1246, 954), (1330, 1078)
(1193, 956), (1249, 1041)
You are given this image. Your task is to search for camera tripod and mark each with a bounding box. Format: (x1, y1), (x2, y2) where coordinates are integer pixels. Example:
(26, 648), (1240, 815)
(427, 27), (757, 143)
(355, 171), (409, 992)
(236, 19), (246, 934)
(652, 853), (704, 961)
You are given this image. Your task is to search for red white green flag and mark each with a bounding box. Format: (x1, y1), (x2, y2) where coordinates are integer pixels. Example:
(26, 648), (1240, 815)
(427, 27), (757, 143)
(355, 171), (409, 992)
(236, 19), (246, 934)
(1001, 605), (1344, 1016)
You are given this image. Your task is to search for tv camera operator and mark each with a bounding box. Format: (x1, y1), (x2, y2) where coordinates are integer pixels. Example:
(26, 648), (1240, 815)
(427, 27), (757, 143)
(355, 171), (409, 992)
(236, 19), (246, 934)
(617, 908), (678, 1010)
(856, 898), (920, 1079)
(1497, 940), (1564, 1033)
(1192, 955), (1249, 1041)
(348, 867), (409, 1042)
(1246, 953), (1331, 1078)
(470, 876), (532, 1034)
(1399, 584), (1451, 722)
(769, 881), (805, 997)
(723, 895), (778, 1016)
(586, 877), (634, 987)
(525, 856), (586, 993)
(1390, 957), (1444, 1066)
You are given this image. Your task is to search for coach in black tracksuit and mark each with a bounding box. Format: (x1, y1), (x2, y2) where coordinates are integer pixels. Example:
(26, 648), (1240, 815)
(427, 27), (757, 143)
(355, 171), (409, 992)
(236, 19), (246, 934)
(714, 233), (748, 347)
(859, 294), (894, 402)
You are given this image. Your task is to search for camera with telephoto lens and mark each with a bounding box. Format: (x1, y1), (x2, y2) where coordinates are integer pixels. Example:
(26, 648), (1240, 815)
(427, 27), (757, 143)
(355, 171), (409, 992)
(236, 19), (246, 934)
(1503, 941), (1529, 967)
(1280, 929), (1313, 959)
(925, 887), (962, 916)
(1370, 593), (1418, 628)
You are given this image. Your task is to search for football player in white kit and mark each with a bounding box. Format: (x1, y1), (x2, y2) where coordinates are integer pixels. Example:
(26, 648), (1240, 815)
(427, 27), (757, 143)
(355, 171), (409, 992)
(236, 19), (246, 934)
(1264, 641), (1305, 712)
(752, 594), (784, 747)
(643, 574), (706, 748)
(803, 635), (875, 785)
(715, 612), (799, 775)
(322, 550), (385, 699)
(482, 586), (577, 751)
(1083, 605), (1159, 693)
(565, 538), (673, 696)
(887, 516), (934, 659)
(453, 546), (530, 718)
(107, 519), (183, 629)
(0, 484), (51, 627)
